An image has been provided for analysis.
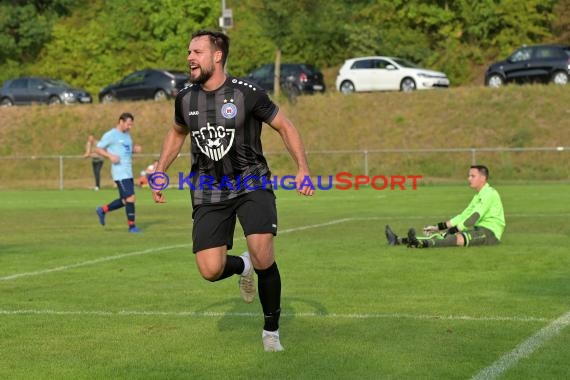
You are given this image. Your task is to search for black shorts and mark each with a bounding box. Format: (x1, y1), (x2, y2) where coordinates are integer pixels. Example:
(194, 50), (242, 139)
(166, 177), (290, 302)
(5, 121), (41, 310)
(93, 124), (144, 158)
(191, 190), (277, 253)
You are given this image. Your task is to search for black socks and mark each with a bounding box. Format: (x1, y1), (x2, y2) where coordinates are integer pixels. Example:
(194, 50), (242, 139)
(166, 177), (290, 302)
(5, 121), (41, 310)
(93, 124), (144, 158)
(256, 262), (281, 331)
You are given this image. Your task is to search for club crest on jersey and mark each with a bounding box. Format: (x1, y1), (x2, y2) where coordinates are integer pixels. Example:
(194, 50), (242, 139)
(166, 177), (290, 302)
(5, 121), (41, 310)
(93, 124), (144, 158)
(221, 102), (237, 119)
(192, 122), (235, 161)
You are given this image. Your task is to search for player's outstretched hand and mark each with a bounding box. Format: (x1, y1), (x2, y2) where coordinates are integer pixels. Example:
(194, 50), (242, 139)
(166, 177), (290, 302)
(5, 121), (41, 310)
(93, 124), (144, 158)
(423, 225), (439, 236)
(152, 190), (166, 203)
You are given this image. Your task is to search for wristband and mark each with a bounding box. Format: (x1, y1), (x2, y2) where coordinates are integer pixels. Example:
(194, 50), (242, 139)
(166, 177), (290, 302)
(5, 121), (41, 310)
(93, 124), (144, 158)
(437, 222), (447, 231)
(447, 226), (459, 234)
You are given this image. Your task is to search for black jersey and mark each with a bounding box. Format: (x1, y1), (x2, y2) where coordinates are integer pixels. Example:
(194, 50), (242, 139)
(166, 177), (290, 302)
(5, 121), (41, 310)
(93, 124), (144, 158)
(174, 76), (279, 206)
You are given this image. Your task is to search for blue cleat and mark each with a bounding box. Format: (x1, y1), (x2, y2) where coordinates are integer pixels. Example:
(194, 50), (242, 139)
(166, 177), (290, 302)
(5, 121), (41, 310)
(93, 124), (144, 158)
(128, 226), (141, 233)
(96, 207), (106, 226)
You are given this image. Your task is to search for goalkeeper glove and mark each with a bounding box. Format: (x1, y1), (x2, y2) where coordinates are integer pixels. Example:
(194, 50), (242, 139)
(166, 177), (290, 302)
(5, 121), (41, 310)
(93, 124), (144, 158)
(423, 221), (449, 236)
(423, 225), (439, 235)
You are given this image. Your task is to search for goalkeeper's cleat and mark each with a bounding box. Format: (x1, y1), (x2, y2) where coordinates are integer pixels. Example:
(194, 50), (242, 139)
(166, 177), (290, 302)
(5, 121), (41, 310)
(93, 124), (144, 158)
(239, 251), (256, 303)
(407, 228), (421, 248)
(262, 330), (284, 352)
(385, 225), (400, 245)
(96, 207), (106, 226)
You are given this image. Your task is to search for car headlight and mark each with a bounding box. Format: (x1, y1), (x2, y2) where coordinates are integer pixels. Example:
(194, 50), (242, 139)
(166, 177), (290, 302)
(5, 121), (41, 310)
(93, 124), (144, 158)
(62, 91), (75, 99)
(417, 73), (440, 79)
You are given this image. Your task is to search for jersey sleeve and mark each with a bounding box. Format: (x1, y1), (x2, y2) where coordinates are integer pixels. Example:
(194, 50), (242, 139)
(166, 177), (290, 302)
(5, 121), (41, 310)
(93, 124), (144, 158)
(251, 89), (278, 123)
(174, 87), (192, 132)
(96, 131), (111, 149)
(450, 190), (493, 231)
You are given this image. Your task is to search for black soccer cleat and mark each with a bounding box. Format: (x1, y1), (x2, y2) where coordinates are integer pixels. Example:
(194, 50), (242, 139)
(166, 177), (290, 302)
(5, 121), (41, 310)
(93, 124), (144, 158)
(385, 225), (400, 245)
(407, 228), (420, 248)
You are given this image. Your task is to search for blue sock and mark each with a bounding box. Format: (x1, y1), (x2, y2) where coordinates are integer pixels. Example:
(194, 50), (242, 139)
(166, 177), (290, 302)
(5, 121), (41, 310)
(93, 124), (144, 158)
(107, 199), (124, 212)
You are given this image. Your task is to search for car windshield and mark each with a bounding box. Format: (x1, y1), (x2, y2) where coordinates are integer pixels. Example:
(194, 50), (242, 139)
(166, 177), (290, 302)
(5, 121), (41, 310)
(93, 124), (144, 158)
(298, 64), (317, 74)
(391, 58), (420, 68)
(171, 71), (189, 81)
(44, 79), (72, 87)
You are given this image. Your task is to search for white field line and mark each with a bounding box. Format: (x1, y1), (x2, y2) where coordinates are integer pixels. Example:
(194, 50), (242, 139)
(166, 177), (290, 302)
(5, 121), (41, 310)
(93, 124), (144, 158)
(0, 244), (189, 281)
(0, 218), (357, 281)
(1, 213), (568, 282)
(471, 310), (570, 380)
(0, 308), (551, 323)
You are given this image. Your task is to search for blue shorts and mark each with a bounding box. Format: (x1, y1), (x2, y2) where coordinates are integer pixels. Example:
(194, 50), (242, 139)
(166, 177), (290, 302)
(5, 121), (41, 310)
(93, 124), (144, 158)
(116, 178), (135, 199)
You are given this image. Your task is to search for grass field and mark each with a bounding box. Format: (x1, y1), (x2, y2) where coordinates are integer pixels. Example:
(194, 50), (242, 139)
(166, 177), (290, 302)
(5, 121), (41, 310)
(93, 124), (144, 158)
(1, 183), (569, 379)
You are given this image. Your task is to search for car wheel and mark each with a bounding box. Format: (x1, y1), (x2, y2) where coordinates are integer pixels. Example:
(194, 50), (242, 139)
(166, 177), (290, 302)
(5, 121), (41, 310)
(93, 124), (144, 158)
(551, 71), (568, 85)
(400, 78), (416, 92)
(0, 98), (13, 107)
(486, 74), (504, 88)
(48, 96), (62, 105)
(339, 80), (355, 94)
(101, 93), (116, 103)
(154, 89), (168, 101)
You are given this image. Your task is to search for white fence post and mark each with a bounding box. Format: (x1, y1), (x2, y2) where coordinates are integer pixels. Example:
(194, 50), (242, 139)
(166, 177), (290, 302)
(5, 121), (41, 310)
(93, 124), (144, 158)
(59, 155), (64, 190)
(364, 149), (368, 177)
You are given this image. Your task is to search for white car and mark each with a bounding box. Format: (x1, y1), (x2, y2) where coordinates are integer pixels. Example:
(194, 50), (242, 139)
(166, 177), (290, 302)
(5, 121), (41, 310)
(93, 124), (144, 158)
(335, 56), (450, 93)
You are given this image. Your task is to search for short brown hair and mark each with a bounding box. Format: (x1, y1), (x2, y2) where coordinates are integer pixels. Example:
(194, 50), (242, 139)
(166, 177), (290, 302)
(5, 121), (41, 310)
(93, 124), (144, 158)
(191, 30), (230, 67)
(119, 112), (134, 122)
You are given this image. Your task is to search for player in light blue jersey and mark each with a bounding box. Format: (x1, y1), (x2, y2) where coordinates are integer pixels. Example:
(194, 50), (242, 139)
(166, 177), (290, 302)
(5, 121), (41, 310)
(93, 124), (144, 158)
(94, 112), (141, 233)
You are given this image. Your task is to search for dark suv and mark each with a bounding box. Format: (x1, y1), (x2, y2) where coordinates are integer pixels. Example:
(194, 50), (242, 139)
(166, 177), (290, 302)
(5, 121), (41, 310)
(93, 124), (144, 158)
(0, 77), (92, 107)
(485, 44), (570, 87)
(246, 63), (326, 95)
(98, 69), (189, 103)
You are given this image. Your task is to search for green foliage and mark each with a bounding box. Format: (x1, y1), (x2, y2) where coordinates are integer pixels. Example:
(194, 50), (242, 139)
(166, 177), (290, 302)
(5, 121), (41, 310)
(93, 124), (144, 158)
(552, 0), (570, 42)
(224, 0), (276, 74)
(491, 0), (556, 56)
(345, 2), (433, 63)
(0, 2), (50, 63)
(0, 0), (565, 91)
(32, 0), (218, 96)
(0, 0), (76, 65)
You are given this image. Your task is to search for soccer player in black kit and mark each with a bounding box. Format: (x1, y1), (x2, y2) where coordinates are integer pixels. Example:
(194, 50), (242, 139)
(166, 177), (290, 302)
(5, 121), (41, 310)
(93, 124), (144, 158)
(151, 30), (314, 352)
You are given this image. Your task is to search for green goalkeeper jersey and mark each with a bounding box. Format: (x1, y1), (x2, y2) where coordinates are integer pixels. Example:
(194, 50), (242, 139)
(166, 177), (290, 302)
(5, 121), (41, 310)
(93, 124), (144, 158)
(449, 183), (506, 240)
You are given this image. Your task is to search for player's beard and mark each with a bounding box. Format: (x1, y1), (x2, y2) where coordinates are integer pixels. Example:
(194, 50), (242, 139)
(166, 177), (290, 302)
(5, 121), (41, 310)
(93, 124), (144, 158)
(189, 64), (214, 85)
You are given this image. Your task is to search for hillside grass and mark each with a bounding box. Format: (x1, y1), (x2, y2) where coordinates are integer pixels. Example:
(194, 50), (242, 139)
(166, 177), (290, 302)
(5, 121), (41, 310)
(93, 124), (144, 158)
(0, 85), (569, 187)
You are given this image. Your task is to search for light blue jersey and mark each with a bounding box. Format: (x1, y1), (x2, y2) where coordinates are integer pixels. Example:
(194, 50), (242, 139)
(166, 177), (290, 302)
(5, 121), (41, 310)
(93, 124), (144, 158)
(97, 127), (133, 181)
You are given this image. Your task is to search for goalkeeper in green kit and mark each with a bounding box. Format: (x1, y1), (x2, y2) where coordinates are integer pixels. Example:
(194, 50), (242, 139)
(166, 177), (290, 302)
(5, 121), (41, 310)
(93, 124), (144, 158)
(385, 165), (505, 248)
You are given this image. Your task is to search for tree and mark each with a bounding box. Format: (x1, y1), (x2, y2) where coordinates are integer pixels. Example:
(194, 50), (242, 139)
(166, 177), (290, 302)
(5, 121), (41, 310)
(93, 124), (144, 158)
(0, 0), (75, 63)
(551, 0), (570, 42)
(0, 0), (562, 89)
(34, 0), (219, 96)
